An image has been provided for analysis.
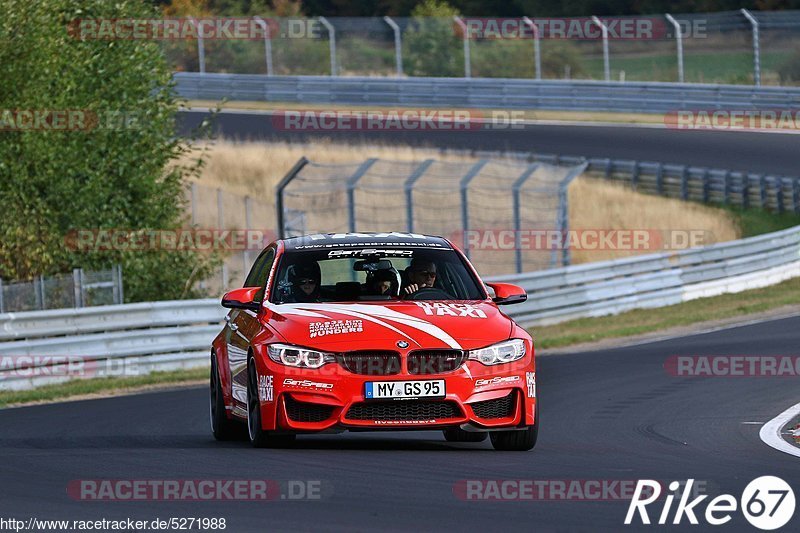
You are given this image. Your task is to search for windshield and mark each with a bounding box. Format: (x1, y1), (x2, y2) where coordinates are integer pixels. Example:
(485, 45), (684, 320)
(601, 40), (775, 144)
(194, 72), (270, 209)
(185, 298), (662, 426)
(271, 248), (485, 303)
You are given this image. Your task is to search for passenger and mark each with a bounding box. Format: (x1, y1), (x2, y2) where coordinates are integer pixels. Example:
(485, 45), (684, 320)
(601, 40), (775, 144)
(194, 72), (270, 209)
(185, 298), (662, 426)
(370, 269), (398, 296)
(289, 262), (321, 303)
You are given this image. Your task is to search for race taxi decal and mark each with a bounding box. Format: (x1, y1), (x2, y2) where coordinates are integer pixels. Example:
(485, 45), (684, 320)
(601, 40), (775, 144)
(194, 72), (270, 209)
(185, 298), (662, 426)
(283, 378), (334, 390)
(526, 372), (536, 398)
(415, 302), (487, 318)
(475, 376), (521, 387)
(309, 319), (364, 339)
(258, 375), (274, 402)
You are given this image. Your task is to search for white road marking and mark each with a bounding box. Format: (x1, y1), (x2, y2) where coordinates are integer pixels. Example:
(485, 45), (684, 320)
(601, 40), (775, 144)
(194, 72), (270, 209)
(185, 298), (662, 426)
(759, 401), (800, 459)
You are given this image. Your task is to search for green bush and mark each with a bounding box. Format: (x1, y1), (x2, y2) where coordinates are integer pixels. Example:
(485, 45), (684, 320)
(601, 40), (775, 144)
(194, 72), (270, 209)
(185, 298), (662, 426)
(778, 51), (800, 85)
(0, 0), (219, 301)
(404, 0), (463, 77)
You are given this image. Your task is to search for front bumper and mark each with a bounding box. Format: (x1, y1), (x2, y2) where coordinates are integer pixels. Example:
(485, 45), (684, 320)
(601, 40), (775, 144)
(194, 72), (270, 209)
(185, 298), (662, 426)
(250, 350), (537, 432)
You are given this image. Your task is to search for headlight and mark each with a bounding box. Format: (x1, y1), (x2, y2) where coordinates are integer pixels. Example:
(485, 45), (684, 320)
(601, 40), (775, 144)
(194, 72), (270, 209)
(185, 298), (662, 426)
(267, 344), (335, 369)
(468, 339), (526, 366)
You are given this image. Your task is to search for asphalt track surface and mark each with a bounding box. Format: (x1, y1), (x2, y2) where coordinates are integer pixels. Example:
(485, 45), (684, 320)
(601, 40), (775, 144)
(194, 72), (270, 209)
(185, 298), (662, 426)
(1, 316), (799, 532)
(177, 110), (799, 176)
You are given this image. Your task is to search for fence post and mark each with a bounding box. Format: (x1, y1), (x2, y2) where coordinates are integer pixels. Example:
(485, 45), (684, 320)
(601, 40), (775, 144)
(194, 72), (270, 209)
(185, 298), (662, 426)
(459, 160), (489, 259)
(453, 16), (471, 78)
(741, 9), (761, 86)
(117, 264), (124, 305)
(742, 174), (751, 208)
(759, 175), (767, 208)
(631, 161), (640, 190)
(35, 275), (44, 310)
(404, 159), (434, 233)
(723, 170), (731, 204)
(384, 16), (403, 76)
(775, 178), (784, 214)
(664, 14), (684, 82)
(276, 157), (309, 239)
(0, 278), (4, 313)
(512, 163), (540, 273)
(72, 269), (81, 308)
(217, 188), (228, 289)
(318, 17), (337, 76)
(347, 158), (378, 233)
(591, 16), (610, 81)
(521, 17), (541, 80)
(253, 16), (274, 76)
(702, 169), (710, 203)
(187, 17), (206, 74)
(558, 162), (589, 267)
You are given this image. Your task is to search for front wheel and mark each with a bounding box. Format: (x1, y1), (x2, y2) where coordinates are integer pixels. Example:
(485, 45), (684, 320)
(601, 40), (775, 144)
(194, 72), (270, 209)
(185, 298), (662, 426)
(247, 358), (296, 448)
(490, 401), (538, 451)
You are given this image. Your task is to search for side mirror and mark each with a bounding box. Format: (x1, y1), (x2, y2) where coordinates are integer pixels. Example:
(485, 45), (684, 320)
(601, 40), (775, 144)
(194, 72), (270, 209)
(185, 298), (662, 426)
(486, 282), (527, 305)
(221, 287), (261, 311)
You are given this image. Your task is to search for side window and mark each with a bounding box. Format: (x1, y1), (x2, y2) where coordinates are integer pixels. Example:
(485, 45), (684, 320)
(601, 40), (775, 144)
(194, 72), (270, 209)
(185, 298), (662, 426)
(244, 248), (275, 302)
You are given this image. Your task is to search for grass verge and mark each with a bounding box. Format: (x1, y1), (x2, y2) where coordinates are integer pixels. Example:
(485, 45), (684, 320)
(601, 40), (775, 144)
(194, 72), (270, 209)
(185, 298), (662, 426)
(531, 276), (800, 349)
(0, 367), (207, 409)
(722, 205), (800, 238)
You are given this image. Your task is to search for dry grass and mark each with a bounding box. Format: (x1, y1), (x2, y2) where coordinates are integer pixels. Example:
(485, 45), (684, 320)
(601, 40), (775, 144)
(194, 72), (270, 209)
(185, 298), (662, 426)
(568, 177), (740, 263)
(180, 139), (740, 267)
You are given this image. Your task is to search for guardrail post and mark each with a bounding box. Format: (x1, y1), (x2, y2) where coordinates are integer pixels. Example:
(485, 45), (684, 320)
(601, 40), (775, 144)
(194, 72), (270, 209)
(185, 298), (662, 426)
(459, 160), (489, 259)
(276, 157), (309, 239)
(522, 17), (541, 80)
(742, 174), (751, 208)
(187, 17), (206, 74)
(604, 158), (612, 179)
(631, 161), (640, 190)
(702, 169), (710, 203)
(318, 17), (337, 76)
(793, 179), (800, 214)
(759, 175), (767, 208)
(680, 166), (689, 200)
(775, 179), (785, 214)
(591, 16), (610, 81)
(346, 158), (378, 233)
(404, 159), (434, 233)
(655, 163), (664, 194)
(741, 9), (761, 86)
(383, 16), (403, 76)
(453, 16), (471, 78)
(253, 16), (274, 76)
(665, 14), (684, 83)
(512, 163), (540, 272)
(723, 170), (731, 204)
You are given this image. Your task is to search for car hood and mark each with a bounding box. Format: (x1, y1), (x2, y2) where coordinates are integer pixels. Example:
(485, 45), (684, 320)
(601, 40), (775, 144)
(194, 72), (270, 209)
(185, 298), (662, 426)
(264, 301), (512, 351)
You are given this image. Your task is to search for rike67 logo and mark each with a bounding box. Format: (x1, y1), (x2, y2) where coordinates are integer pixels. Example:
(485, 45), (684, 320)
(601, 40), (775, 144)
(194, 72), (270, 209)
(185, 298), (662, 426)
(625, 477), (795, 530)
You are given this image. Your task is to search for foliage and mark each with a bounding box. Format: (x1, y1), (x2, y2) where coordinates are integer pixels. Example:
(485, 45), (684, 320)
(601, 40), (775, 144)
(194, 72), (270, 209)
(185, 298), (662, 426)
(0, 0), (220, 301)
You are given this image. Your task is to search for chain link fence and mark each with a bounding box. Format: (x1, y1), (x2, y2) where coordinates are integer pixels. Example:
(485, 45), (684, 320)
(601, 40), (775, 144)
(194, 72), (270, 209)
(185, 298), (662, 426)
(0, 266), (123, 313)
(277, 157), (587, 277)
(167, 11), (800, 86)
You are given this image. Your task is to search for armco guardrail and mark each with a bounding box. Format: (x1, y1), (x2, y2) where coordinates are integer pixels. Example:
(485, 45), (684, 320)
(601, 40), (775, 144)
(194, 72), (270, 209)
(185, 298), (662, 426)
(1, 224), (799, 390)
(174, 73), (800, 114)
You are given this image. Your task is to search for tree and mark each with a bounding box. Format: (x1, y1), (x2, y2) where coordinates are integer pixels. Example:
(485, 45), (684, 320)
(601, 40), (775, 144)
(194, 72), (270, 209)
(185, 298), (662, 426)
(0, 0), (219, 301)
(404, 0), (463, 77)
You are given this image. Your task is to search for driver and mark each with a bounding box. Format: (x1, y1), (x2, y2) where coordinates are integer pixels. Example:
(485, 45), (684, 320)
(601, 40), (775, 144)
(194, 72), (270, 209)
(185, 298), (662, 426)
(288, 262), (321, 303)
(402, 259), (437, 296)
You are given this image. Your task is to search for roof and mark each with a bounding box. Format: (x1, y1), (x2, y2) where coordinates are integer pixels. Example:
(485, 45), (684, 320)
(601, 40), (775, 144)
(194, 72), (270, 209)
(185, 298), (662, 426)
(282, 232), (453, 251)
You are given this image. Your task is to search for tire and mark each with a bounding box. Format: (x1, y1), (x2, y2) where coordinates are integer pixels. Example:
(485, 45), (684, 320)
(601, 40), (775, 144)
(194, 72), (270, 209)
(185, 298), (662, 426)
(442, 428), (488, 443)
(210, 355), (245, 441)
(489, 401), (538, 451)
(246, 358), (296, 448)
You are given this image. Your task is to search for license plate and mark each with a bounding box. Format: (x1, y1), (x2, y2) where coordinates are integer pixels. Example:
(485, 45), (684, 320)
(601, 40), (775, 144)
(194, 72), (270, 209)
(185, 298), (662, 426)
(365, 380), (445, 400)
